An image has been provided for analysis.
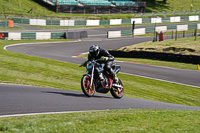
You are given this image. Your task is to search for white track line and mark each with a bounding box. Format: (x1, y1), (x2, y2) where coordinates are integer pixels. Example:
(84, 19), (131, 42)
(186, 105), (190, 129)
(71, 53), (200, 88)
(2, 41), (200, 118)
(4, 42), (200, 89)
(0, 110), (102, 118)
(120, 72), (200, 88)
(72, 52), (89, 58)
(4, 41), (79, 51)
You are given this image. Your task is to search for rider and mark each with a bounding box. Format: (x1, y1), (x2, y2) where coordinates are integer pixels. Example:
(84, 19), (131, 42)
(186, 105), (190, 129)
(80, 44), (118, 83)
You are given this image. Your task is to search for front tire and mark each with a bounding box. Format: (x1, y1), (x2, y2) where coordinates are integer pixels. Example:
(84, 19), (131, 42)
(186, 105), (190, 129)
(110, 79), (124, 99)
(81, 75), (95, 97)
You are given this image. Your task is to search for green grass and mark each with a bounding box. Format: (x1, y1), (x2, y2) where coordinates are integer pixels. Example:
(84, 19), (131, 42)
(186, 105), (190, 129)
(0, 109), (200, 132)
(0, 27), (25, 31)
(1, 0), (200, 19)
(0, 40), (200, 132)
(1, 40), (200, 107)
(0, 0), (132, 19)
(0, 0), (54, 16)
(115, 37), (200, 70)
(146, 0), (200, 12)
(116, 58), (198, 70)
(119, 36), (200, 56)
(120, 73), (200, 107)
(0, 39), (83, 90)
(78, 54), (198, 71)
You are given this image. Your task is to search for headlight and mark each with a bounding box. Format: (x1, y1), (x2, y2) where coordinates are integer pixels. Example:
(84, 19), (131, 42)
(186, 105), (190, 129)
(86, 63), (93, 70)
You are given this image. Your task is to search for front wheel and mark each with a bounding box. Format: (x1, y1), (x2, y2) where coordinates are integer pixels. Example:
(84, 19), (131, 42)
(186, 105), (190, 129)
(81, 75), (95, 97)
(110, 79), (124, 99)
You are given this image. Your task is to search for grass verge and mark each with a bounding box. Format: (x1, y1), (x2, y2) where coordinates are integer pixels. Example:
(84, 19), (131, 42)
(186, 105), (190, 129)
(78, 54), (198, 71)
(0, 27), (25, 31)
(1, 0), (200, 19)
(0, 40), (200, 107)
(0, 109), (200, 132)
(0, 40), (200, 132)
(116, 58), (198, 71)
(146, 0), (200, 12)
(0, 39), (83, 91)
(119, 37), (200, 56)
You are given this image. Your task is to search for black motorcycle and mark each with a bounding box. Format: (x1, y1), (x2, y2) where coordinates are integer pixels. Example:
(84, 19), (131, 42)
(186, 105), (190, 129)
(80, 59), (124, 99)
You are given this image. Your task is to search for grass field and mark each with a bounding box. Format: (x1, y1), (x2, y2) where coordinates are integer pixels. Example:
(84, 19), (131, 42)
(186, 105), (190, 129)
(146, 0), (200, 12)
(116, 37), (200, 70)
(116, 58), (198, 70)
(1, 39), (200, 107)
(0, 27), (24, 31)
(0, 39), (200, 132)
(79, 48), (198, 71)
(1, 0), (200, 19)
(79, 54), (198, 71)
(0, 109), (200, 132)
(1, 0), (200, 131)
(119, 36), (200, 56)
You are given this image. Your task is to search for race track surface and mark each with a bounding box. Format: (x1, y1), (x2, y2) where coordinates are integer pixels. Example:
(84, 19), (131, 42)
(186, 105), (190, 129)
(1, 29), (200, 116)
(1, 83), (200, 116)
(6, 37), (200, 88)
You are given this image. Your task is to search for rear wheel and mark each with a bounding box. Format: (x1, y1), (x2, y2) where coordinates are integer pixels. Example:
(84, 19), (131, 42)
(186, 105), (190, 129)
(81, 75), (95, 97)
(110, 79), (124, 99)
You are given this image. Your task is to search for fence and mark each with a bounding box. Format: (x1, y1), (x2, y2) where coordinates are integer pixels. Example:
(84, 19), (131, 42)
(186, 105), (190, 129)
(1, 12), (200, 32)
(8, 15), (200, 26)
(0, 15), (88, 33)
(0, 32), (65, 40)
(2, 23), (199, 40)
(109, 50), (200, 64)
(108, 23), (200, 38)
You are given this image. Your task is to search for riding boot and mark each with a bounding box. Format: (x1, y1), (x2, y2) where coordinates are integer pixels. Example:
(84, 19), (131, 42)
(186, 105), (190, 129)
(110, 69), (118, 84)
(99, 73), (104, 81)
(113, 74), (119, 84)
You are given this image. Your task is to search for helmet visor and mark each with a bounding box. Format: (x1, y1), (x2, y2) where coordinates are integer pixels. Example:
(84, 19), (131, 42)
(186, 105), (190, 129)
(89, 45), (99, 57)
(89, 50), (98, 57)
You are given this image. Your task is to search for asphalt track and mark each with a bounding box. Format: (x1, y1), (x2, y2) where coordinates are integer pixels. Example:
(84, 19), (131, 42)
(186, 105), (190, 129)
(6, 36), (200, 87)
(1, 83), (200, 116)
(1, 29), (200, 116)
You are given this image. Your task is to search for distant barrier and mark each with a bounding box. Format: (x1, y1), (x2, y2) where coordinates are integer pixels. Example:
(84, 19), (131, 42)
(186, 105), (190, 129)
(108, 23), (200, 38)
(0, 32), (65, 40)
(0, 31), (88, 40)
(65, 31), (88, 39)
(0, 21), (8, 27)
(10, 15), (200, 27)
(0, 20), (14, 27)
(109, 50), (200, 64)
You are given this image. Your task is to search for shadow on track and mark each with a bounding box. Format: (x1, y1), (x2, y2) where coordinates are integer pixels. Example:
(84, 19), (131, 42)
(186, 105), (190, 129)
(41, 91), (113, 99)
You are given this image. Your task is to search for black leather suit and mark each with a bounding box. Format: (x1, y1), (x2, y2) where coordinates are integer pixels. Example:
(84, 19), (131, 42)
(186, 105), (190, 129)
(88, 48), (115, 75)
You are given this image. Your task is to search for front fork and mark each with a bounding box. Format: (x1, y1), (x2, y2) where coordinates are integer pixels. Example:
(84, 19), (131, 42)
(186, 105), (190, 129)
(90, 64), (95, 87)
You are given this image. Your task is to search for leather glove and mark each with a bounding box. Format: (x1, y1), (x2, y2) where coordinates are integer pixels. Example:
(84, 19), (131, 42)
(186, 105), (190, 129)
(100, 56), (108, 61)
(79, 62), (86, 67)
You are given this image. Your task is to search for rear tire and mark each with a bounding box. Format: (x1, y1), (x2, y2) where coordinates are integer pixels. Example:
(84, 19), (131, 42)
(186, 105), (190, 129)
(110, 79), (124, 99)
(81, 75), (95, 97)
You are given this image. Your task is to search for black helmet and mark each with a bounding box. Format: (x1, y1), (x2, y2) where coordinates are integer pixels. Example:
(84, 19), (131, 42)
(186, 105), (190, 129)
(89, 44), (100, 57)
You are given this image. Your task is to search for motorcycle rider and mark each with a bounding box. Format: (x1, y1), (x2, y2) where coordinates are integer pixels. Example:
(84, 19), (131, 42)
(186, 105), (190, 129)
(80, 44), (118, 83)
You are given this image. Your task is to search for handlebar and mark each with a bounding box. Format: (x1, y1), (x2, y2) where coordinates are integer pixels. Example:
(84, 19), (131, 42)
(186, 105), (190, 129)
(94, 59), (101, 62)
(79, 59), (103, 67)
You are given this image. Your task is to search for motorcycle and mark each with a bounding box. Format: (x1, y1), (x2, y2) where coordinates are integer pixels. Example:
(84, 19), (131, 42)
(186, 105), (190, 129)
(80, 59), (124, 99)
